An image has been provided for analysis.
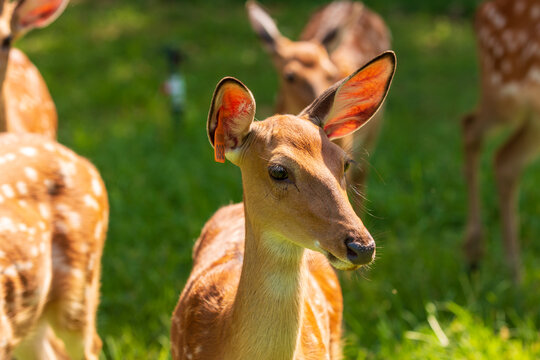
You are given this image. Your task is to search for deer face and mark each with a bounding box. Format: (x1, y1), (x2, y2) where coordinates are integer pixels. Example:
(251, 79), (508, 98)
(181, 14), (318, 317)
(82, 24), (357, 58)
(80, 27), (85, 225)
(207, 52), (396, 269)
(246, 1), (349, 113)
(273, 39), (339, 112)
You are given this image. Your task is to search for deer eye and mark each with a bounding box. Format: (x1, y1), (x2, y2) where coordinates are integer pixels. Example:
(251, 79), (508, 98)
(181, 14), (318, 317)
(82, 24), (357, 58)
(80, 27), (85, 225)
(2, 35), (12, 50)
(344, 159), (353, 173)
(268, 164), (288, 181)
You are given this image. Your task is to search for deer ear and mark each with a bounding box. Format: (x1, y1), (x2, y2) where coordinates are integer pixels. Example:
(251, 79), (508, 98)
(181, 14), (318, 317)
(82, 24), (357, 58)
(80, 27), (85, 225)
(12, 0), (69, 34)
(300, 51), (396, 140)
(246, 1), (282, 53)
(300, 2), (356, 53)
(208, 77), (256, 164)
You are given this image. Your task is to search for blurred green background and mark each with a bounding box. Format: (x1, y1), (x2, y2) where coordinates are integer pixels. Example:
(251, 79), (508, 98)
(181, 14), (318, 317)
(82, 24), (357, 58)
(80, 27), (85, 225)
(17, 0), (540, 358)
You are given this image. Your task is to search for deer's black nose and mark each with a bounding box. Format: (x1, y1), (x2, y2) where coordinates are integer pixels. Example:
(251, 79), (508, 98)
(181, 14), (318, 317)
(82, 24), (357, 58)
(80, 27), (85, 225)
(345, 237), (375, 265)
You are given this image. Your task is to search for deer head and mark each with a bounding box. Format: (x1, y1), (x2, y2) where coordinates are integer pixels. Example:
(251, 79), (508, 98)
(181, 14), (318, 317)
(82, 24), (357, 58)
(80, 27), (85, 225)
(207, 52), (396, 269)
(246, 0), (356, 113)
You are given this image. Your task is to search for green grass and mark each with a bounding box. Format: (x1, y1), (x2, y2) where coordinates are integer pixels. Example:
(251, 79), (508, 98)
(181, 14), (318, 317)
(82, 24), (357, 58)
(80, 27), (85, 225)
(17, 0), (540, 358)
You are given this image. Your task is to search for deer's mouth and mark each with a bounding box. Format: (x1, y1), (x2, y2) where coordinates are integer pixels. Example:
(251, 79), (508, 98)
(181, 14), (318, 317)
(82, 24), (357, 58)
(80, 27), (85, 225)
(314, 241), (361, 271)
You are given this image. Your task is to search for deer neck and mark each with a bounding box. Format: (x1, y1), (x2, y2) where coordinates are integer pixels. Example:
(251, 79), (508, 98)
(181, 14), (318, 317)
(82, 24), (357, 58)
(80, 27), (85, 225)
(224, 203), (307, 360)
(0, 49), (9, 132)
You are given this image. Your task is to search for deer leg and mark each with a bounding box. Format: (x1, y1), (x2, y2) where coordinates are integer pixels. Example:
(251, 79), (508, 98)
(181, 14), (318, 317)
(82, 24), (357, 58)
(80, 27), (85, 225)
(494, 117), (540, 283)
(46, 262), (102, 360)
(462, 112), (490, 271)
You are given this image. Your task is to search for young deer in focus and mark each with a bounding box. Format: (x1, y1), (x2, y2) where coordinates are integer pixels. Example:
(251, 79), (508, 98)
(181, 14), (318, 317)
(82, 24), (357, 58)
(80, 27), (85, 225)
(171, 52), (395, 360)
(246, 1), (391, 211)
(0, 0), (70, 139)
(0, 133), (108, 359)
(463, 0), (540, 282)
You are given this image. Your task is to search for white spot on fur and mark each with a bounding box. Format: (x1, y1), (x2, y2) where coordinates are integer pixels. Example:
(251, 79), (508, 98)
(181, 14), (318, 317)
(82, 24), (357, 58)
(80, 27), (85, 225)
(91, 178), (102, 196)
(94, 221), (103, 240)
(30, 246), (39, 257)
(18, 200), (28, 207)
(4, 265), (16, 277)
(5, 153), (15, 161)
(59, 160), (77, 187)
(532, 4), (540, 19)
(44, 178), (54, 192)
(39, 203), (50, 219)
(527, 67), (540, 83)
(514, 1), (526, 14)
(16, 261), (33, 271)
(0, 194), (4, 203)
(24, 167), (38, 181)
(500, 82), (520, 98)
(16, 181), (28, 195)
(491, 72), (502, 85)
(54, 220), (68, 234)
(84, 194), (99, 210)
(43, 143), (55, 151)
(19, 147), (37, 157)
(0, 217), (16, 232)
(2, 184), (15, 198)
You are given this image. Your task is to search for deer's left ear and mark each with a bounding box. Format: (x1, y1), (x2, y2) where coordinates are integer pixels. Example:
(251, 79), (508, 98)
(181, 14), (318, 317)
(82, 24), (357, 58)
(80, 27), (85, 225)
(12, 0), (69, 35)
(300, 51), (396, 140)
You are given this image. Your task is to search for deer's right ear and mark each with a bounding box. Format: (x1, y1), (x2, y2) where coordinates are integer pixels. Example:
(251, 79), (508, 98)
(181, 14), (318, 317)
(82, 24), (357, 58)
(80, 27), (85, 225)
(208, 77), (256, 164)
(300, 51), (396, 140)
(246, 1), (282, 53)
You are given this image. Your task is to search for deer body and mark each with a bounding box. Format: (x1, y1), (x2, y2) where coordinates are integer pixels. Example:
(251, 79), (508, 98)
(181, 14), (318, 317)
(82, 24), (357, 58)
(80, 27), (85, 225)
(462, 0), (540, 282)
(247, 1), (391, 209)
(0, 133), (108, 359)
(171, 53), (396, 359)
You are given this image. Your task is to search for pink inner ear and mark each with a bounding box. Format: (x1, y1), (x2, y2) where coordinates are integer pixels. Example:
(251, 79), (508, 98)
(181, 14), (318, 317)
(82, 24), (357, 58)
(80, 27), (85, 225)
(18, 0), (65, 28)
(323, 55), (394, 139)
(215, 83), (255, 149)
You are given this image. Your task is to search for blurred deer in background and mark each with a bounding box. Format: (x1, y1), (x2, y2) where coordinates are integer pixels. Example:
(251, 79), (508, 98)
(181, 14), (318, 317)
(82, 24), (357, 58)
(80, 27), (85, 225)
(0, 133), (108, 359)
(171, 52), (395, 360)
(462, 0), (540, 283)
(246, 1), (391, 212)
(0, 0), (70, 139)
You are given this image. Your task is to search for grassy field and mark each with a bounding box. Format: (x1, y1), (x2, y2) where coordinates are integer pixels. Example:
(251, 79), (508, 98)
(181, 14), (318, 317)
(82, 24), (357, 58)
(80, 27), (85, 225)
(17, 0), (540, 358)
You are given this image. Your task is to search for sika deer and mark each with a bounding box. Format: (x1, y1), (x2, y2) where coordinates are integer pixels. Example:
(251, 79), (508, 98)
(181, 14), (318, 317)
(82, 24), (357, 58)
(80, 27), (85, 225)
(463, 0), (540, 283)
(0, 0), (70, 139)
(0, 133), (108, 359)
(171, 52), (395, 360)
(246, 1), (391, 211)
